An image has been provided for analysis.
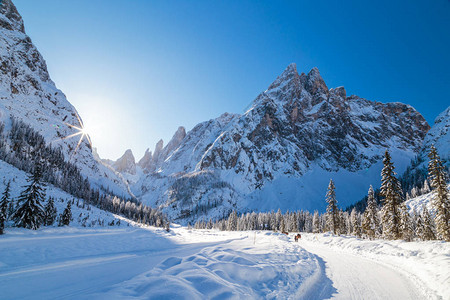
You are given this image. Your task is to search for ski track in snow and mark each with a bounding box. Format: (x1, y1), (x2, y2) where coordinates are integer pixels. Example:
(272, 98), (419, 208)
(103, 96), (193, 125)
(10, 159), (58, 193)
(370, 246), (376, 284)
(0, 226), (446, 299)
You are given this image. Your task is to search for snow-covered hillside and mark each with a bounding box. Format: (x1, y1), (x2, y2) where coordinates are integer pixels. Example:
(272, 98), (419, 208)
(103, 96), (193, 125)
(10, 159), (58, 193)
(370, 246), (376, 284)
(129, 64), (429, 223)
(0, 0), (129, 197)
(1, 225), (447, 299)
(399, 106), (450, 196)
(422, 106), (450, 161)
(0, 160), (125, 228)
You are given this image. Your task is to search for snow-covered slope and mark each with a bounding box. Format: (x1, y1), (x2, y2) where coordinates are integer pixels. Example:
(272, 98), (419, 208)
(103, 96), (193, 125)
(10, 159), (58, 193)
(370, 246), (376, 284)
(0, 159), (125, 228)
(422, 106), (450, 161)
(0, 0), (129, 197)
(133, 64), (429, 223)
(399, 106), (450, 194)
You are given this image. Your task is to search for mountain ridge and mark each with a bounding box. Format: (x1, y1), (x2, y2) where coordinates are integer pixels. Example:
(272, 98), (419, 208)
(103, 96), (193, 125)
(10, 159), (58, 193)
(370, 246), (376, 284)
(126, 63), (430, 223)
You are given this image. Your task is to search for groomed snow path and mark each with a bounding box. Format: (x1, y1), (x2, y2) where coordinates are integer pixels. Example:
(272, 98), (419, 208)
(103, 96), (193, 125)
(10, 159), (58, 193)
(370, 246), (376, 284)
(301, 239), (422, 299)
(300, 233), (448, 300)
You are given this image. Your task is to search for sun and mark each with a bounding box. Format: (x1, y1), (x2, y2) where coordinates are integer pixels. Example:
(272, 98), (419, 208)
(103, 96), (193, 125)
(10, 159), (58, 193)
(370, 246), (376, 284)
(55, 112), (92, 158)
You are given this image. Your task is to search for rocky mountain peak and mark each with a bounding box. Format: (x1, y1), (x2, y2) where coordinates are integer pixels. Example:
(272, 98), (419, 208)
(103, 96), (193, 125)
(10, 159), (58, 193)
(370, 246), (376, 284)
(266, 63), (300, 91)
(305, 67), (328, 97)
(173, 126), (186, 142)
(113, 149), (136, 175)
(0, 0), (24, 33)
(137, 148), (152, 170)
(330, 86), (346, 99)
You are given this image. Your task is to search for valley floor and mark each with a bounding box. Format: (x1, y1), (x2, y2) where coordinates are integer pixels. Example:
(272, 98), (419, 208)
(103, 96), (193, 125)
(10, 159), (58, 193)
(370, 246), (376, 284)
(0, 224), (448, 300)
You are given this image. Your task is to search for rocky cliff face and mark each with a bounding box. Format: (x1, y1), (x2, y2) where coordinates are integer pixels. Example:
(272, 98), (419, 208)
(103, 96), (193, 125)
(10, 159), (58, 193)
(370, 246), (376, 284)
(132, 64), (430, 223)
(0, 0), (129, 197)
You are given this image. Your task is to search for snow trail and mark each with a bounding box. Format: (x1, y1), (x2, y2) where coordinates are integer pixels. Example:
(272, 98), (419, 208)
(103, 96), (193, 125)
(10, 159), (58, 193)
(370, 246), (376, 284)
(300, 240), (424, 299)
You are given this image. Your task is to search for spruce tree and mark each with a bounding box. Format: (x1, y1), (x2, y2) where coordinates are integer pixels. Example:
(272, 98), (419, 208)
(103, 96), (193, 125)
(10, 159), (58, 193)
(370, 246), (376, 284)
(420, 205), (436, 241)
(227, 211), (237, 231)
(326, 179), (339, 235)
(59, 201), (72, 226)
(362, 185), (380, 239)
(350, 208), (362, 238)
(428, 145), (450, 241)
(416, 214), (424, 240)
(12, 166), (46, 230)
(43, 197), (57, 226)
(399, 202), (413, 242)
(0, 181), (11, 234)
(312, 211), (320, 233)
(380, 150), (403, 240)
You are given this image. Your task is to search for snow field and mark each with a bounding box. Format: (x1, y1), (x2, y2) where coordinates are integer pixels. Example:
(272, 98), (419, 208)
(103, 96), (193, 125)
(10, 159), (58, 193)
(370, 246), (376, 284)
(0, 226), (319, 299)
(96, 228), (320, 299)
(1, 220), (448, 299)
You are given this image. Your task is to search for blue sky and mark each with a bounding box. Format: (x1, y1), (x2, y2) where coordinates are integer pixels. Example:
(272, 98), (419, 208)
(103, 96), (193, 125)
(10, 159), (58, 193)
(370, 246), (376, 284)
(14, 0), (450, 160)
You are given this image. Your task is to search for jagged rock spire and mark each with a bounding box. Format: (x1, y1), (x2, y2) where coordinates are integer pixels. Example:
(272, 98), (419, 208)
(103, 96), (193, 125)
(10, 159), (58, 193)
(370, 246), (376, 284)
(305, 67), (328, 96)
(113, 149), (136, 175)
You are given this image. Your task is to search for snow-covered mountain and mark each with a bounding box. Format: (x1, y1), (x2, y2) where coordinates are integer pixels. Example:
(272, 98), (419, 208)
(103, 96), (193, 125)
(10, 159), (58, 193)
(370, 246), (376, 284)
(131, 63), (430, 223)
(422, 106), (450, 161)
(399, 106), (450, 194)
(0, 0), (129, 197)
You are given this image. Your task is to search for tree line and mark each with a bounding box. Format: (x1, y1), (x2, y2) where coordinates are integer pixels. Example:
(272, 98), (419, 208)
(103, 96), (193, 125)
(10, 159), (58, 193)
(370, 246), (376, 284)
(194, 146), (450, 242)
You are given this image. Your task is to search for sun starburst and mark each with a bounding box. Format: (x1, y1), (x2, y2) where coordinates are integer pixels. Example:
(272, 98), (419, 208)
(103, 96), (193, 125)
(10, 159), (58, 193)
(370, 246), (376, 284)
(54, 112), (92, 158)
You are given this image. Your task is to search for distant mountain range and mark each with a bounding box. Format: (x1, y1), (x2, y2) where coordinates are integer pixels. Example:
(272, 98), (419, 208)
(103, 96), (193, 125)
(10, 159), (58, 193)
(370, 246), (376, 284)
(1, 0), (448, 223)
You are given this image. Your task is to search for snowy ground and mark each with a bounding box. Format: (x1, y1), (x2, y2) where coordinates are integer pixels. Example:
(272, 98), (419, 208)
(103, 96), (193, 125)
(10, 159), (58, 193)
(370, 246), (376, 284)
(1, 225), (449, 300)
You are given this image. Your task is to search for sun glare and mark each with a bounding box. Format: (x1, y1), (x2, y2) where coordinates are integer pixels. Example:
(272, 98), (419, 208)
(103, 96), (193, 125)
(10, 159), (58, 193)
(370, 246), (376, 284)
(54, 112), (92, 158)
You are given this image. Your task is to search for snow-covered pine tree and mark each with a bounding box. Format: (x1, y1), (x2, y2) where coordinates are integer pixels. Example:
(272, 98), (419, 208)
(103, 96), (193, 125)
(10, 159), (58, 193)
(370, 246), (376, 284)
(362, 185), (380, 239)
(43, 197), (57, 226)
(59, 201), (72, 226)
(0, 209), (4, 235)
(427, 145), (450, 241)
(0, 181), (11, 219)
(280, 217), (286, 233)
(416, 213), (424, 240)
(12, 165), (46, 230)
(380, 150), (403, 240)
(227, 210), (237, 231)
(326, 179), (339, 235)
(0, 181), (11, 234)
(350, 208), (362, 238)
(419, 205), (436, 241)
(312, 210), (320, 233)
(399, 202), (413, 242)
(340, 210), (349, 235)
